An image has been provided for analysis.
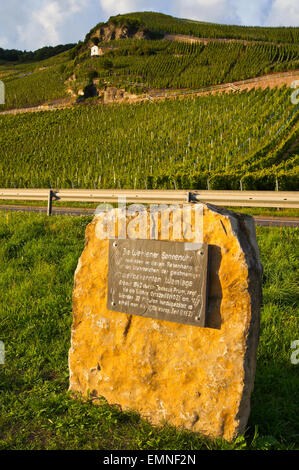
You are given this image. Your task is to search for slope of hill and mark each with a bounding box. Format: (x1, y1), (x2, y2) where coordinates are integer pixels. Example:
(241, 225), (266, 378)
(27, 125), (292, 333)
(0, 11), (298, 112)
(86, 11), (299, 45)
(0, 49), (74, 110)
(0, 43), (75, 64)
(72, 38), (299, 94)
(0, 11), (298, 191)
(0, 87), (298, 190)
(1, 38), (298, 111)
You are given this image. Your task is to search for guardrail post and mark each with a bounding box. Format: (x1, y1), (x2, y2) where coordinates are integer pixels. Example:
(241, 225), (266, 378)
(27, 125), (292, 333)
(47, 189), (53, 216)
(186, 191), (192, 203)
(275, 178), (280, 211)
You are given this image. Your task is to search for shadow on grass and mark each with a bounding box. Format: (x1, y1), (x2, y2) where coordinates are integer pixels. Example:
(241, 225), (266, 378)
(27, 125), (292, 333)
(249, 360), (298, 443)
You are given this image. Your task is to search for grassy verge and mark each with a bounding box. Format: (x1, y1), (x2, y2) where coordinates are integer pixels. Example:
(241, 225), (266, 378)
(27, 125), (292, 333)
(225, 207), (299, 218)
(0, 212), (298, 450)
(0, 199), (99, 209)
(0, 199), (298, 218)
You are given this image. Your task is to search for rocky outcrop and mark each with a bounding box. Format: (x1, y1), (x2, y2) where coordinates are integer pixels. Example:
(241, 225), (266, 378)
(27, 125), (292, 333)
(103, 87), (141, 103)
(90, 24), (149, 44)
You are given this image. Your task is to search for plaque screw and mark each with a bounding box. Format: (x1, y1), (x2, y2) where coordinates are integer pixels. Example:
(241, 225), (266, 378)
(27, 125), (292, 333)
(199, 251), (204, 255)
(195, 316), (201, 321)
(111, 301), (116, 306)
(113, 242), (118, 247)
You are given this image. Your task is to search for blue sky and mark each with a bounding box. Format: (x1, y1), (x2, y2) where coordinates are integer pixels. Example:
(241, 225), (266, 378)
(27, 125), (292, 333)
(0, 0), (298, 51)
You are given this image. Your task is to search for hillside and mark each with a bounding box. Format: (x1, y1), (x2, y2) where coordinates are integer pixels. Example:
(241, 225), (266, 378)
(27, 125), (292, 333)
(0, 43), (75, 64)
(0, 11), (298, 453)
(86, 12), (299, 45)
(0, 12), (298, 111)
(0, 11), (298, 191)
(0, 87), (298, 190)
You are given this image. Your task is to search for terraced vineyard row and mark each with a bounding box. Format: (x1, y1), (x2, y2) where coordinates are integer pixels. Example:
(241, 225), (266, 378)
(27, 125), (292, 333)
(0, 51), (72, 111)
(77, 39), (299, 91)
(0, 87), (298, 190)
(115, 12), (299, 44)
(1, 36), (298, 111)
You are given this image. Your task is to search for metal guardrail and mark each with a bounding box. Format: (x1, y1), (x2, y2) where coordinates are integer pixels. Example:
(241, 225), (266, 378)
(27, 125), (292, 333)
(0, 189), (298, 215)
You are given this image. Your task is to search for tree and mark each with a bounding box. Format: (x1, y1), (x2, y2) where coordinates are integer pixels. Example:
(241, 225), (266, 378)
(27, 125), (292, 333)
(91, 37), (100, 46)
(102, 58), (113, 70)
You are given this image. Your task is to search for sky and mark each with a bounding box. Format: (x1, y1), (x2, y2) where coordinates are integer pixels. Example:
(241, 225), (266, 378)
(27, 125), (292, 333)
(0, 0), (298, 51)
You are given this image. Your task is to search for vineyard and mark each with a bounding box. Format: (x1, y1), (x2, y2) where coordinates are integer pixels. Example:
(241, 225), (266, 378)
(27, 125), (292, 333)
(71, 39), (298, 91)
(0, 87), (298, 191)
(0, 50), (73, 111)
(0, 24), (299, 111)
(94, 11), (299, 45)
(0, 11), (298, 190)
(1, 65), (69, 110)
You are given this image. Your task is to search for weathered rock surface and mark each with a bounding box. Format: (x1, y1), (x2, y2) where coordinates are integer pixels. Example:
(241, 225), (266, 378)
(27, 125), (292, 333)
(68, 204), (262, 441)
(90, 24), (149, 44)
(103, 87), (139, 104)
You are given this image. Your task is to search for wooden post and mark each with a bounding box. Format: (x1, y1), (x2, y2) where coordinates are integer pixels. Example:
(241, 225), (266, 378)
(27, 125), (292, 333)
(47, 189), (53, 216)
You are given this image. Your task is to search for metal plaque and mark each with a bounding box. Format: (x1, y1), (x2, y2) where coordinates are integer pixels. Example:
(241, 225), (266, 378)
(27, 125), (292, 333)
(107, 239), (209, 328)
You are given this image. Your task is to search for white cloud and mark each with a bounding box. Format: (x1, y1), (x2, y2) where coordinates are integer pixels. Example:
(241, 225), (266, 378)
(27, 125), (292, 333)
(69, 0), (88, 13)
(0, 0), (298, 51)
(0, 36), (10, 49)
(172, 0), (299, 26)
(266, 0), (299, 27)
(173, 0), (233, 24)
(232, 0), (273, 26)
(173, 0), (278, 26)
(32, 2), (62, 45)
(31, 1), (87, 46)
(1, 0), (88, 50)
(98, 0), (155, 16)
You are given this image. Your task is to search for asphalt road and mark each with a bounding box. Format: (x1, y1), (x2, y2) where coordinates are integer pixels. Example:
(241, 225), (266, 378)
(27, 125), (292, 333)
(0, 204), (298, 227)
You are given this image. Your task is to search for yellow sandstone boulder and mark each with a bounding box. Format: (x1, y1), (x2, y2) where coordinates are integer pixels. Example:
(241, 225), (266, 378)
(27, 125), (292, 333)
(68, 203), (262, 441)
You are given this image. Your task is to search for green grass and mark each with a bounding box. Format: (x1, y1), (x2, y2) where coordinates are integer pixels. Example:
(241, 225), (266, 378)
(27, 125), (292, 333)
(0, 200), (298, 218)
(0, 199), (98, 209)
(0, 212), (298, 450)
(225, 207), (299, 218)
